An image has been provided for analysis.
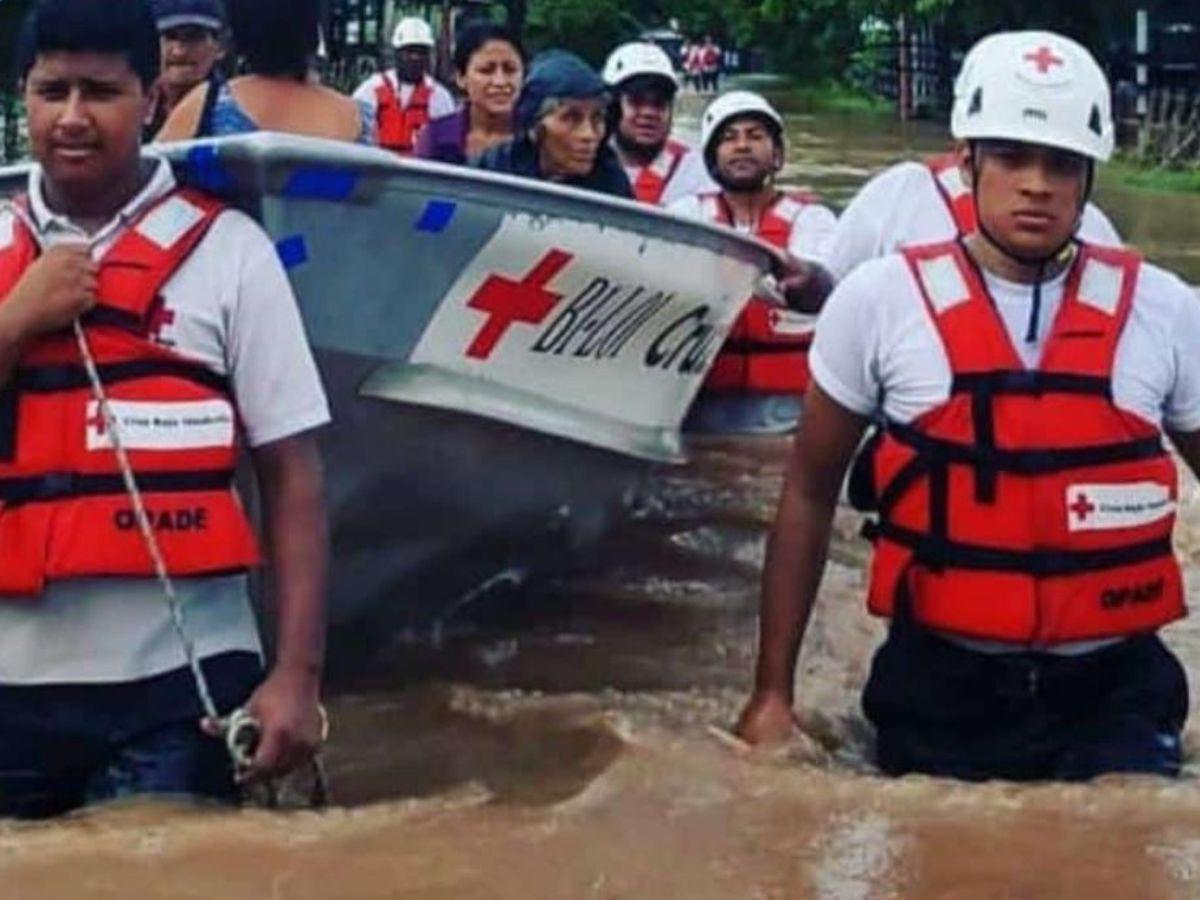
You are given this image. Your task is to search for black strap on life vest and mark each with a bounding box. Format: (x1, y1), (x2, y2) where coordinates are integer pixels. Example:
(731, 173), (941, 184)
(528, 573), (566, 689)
(0, 360), (231, 463)
(859, 368), (1169, 577)
(0, 468), (234, 507)
(863, 518), (1173, 577)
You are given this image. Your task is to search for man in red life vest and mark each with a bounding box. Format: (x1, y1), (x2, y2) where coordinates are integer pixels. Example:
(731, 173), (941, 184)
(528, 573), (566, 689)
(0, 0), (328, 817)
(824, 32), (1121, 282)
(602, 42), (713, 207)
(353, 16), (454, 156)
(670, 91), (835, 432)
(735, 31), (1200, 781)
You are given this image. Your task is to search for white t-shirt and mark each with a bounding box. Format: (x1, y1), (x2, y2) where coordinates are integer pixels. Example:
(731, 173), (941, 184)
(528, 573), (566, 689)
(0, 157), (331, 684)
(352, 72), (456, 125)
(823, 160), (1122, 281)
(619, 139), (716, 208)
(668, 192), (838, 262)
(811, 250), (1200, 654)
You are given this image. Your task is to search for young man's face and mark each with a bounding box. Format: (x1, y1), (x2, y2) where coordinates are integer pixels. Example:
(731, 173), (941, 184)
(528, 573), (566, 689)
(396, 46), (431, 83)
(25, 51), (149, 197)
(159, 24), (222, 92)
(960, 140), (1089, 259)
(617, 86), (673, 152)
(714, 115), (780, 191)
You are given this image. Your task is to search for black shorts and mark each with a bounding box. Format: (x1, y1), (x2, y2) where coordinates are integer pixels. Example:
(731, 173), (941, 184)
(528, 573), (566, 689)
(862, 620), (1189, 781)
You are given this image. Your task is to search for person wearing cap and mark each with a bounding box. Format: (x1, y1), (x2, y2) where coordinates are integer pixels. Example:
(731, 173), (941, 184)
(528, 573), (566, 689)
(823, 35), (1120, 282)
(353, 16), (455, 156)
(144, 0), (225, 139)
(473, 51), (632, 198)
(157, 0), (369, 143)
(601, 41), (713, 207)
(735, 31), (1200, 782)
(669, 91), (835, 430)
(0, 0), (330, 817)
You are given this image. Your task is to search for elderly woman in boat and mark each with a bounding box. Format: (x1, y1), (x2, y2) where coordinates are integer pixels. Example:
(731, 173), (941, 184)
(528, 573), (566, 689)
(473, 50), (633, 198)
(415, 23), (526, 165)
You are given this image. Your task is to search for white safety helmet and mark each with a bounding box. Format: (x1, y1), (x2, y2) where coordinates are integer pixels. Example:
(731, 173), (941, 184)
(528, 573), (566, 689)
(603, 42), (678, 90)
(951, 30), (1114, 162)
(392, 16), (435, 49)
(700, 90), (785, 159)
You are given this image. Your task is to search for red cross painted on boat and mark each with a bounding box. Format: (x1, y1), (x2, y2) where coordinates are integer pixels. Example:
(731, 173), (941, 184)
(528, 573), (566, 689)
(1069, 492), (1096, 523)
(1024, 46), (1065, 75)
(465, 250), (574, 360)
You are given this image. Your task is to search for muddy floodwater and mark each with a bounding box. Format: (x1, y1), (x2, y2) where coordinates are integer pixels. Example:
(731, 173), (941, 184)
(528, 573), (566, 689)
(6, 96), (1200, 897)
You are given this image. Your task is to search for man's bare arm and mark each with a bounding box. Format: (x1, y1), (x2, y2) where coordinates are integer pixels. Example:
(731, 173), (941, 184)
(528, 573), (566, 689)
(736, 384), (868, 744)
(236, 432), (329, 780)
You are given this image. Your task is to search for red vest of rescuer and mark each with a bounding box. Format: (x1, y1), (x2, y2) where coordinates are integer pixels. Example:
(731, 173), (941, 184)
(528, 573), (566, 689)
(629, 139), (690, 206)
(0, 189), (260, 596)
(375, 77), (432, 155)
(695, 189), (820, 396)
(925, 151), (978, 236)
(853, 238), (1184, 645)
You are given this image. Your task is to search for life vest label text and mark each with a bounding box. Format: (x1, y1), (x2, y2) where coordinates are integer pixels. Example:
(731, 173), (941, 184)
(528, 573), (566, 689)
(1065, 482), (1174, 532)
(86, 399), (235, 452)
(114, 507), (209, 532)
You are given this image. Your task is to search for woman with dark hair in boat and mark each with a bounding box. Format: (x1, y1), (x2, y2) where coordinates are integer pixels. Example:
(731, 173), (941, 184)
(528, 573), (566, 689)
(473, 50), (633, 198)
(414, 23), (525, 165)
(155, 0), (372, 144)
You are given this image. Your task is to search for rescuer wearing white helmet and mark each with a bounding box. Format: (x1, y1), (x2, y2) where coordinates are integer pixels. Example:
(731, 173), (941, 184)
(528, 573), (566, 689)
(670, 90), (837, 432)
(353, 15), (454, 155)
(601, 41), (714, 206)
(736, 31), (1200, 784)
(824, 33), (1121, 282)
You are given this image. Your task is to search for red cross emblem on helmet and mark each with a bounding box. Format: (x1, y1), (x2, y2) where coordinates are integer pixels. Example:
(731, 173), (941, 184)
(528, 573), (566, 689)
(1023, 46), (1065, 75)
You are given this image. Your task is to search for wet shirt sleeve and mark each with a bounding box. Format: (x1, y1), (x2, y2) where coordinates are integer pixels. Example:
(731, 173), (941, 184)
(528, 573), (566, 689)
(221, 213), (331, 448)
(1163, 279), (1200, 433)
(789, 204), (838, 264)
(807, 266), (882, 417)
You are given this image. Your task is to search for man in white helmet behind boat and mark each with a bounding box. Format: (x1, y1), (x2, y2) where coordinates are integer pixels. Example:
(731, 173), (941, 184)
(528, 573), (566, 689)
(353, 16), (455, 155)
(670, 91), (836, 432)
(823, 33), (1122, 282)
(734, 31), (1200, 782)
(602, 42), (714, 207)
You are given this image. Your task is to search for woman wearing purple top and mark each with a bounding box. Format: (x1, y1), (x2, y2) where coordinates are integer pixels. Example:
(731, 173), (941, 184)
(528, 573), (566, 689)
(415, 23), (525, 165)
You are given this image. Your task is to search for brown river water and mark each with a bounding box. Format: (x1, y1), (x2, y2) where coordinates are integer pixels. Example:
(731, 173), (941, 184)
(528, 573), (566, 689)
(5, 97), (1200, 898)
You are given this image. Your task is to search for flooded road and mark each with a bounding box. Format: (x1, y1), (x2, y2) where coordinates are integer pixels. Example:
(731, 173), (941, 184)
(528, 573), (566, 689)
(6, 100), (1200, 897)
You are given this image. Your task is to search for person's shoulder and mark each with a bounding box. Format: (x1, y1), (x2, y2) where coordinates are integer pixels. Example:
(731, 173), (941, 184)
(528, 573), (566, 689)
(1130, 256), (1197, 318)
(865, 159), (933, 194)
(835, 251), (912, 295)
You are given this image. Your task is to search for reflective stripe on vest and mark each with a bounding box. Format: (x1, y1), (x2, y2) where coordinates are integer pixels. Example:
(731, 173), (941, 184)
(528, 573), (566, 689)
(376, 76), (432, 155)
(0, 189), (260, 596)
(859, 239), (1183, 645)
(926, 152), (977, 236)
(629, 140), (689, 206)
(698, 191), (817, 394)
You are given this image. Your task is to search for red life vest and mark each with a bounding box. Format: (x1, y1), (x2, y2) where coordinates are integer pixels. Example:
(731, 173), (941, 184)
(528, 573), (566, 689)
(926, 152), (977, 236)
(376, 75), (432, 156)
(0, 188), (261, 597)
(698, 190), (818, 394)
(628, 140), (689, 206)
(857, 239), (1183, 645)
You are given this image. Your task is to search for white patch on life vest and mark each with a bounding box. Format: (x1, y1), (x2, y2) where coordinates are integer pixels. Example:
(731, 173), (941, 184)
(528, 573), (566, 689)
(768, 308), (816, 336)
(1065, 482), (1174, 532)
(917, 254), (970, 314)
(1076, 259), (1124, 317)
(0, 208), (14, 251)
(86, 399), (235, 451)
(135, 196), (205, 250)
(935, 165), (968, 200)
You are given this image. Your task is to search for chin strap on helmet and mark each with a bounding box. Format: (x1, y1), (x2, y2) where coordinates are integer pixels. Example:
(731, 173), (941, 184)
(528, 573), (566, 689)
(967, 142), (1090, 344)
